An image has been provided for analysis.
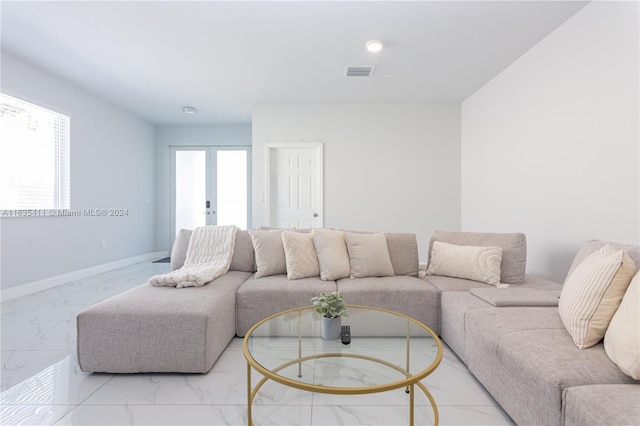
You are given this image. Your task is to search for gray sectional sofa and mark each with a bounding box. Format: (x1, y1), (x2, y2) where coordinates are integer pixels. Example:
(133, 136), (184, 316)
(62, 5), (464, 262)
(438, 239), (640, 426)
(77, 229), (640, 425)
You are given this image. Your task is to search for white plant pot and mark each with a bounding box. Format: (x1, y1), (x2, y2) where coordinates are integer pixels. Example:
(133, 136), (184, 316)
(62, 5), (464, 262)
(321, 316), (342, 340)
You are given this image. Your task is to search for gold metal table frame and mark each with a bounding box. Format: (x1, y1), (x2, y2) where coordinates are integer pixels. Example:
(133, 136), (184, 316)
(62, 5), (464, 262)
(242, 305), (443, 426)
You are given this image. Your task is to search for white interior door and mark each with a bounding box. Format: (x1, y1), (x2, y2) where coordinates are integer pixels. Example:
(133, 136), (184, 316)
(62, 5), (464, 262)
(267, 143), (323, 229)
(171, 146), (250, 238)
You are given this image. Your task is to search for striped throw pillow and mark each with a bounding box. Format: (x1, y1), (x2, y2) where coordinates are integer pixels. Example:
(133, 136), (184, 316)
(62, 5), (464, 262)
(558, 244), (636, 349)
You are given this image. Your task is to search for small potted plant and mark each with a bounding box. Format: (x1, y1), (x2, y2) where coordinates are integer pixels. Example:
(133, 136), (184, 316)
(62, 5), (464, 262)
(311, 291), (348, 340)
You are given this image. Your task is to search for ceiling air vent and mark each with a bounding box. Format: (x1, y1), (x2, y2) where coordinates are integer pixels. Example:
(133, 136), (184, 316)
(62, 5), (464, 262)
(345, 66), (375, 77)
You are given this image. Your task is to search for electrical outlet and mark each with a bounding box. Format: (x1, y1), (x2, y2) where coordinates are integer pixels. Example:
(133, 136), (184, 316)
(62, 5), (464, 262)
(100, 238), (107, 248)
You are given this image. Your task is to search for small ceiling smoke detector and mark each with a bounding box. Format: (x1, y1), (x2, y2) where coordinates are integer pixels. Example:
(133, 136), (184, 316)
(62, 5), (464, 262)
(182, 106), (197, 114)
(366, 40), (384, 53)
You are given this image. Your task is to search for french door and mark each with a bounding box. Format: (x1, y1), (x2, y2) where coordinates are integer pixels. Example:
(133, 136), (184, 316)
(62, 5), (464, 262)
(170, 146), (250, 238)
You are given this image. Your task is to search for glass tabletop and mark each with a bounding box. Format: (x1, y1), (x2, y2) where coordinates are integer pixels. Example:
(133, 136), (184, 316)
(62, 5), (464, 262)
(243, 305), (442, 394)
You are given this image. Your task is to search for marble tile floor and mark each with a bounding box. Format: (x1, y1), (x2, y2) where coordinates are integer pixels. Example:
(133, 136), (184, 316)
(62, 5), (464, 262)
(1, 261), (514, 426)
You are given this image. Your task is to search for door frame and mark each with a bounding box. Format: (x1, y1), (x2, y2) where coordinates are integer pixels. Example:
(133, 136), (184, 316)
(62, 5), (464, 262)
(169, 145), (252, 243)
(265, 142), (323, 228)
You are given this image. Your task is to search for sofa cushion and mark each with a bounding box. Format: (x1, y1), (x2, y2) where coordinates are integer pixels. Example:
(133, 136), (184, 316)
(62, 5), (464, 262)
(342, 230), (420, 277)
(344, 232), (394, 278)
(425, 272), (562, 295)
(281, 231), (320, 280)
(438, 275), (562, 364)
(171, 229), (255, 273)
(566, 240), (640, 281)
(469, 287), (559, 307)
(562, 384), (640, 426)
(235, 274), (337, 336)
(517, 273), (564, 292)
(439, 291), (493, 363)
(423, 274), (497, 293)
(605, 272), (640, 379)
(558, 244), (636, 349)
(230, 230), (256, 272)
(384, 233), (419, 276)
(170, 228), (192, 271)
(464, 308), (639, 426)
(311, 229), (351, 281)
(429, 231), (526, 284)
(426, 241), (503, 286)
(336, 276), (440, 334)
(249, 229), (287, 278)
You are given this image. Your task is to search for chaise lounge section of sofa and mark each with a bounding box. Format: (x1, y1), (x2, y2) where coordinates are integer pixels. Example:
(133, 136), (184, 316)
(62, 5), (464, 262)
(77, 270), (251, 373)
(77, 229), (256, 374)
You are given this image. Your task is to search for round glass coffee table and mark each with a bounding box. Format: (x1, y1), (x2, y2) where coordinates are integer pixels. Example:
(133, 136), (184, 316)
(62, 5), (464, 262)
(243, 305), (442, 425)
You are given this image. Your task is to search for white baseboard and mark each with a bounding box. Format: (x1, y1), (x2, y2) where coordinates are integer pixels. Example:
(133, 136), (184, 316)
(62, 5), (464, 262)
(0, 251), (168, 302)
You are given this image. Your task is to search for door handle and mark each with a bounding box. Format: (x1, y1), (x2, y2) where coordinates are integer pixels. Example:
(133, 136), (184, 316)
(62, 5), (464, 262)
(203, 200), (215, 215)
(313, 213), (319, 217)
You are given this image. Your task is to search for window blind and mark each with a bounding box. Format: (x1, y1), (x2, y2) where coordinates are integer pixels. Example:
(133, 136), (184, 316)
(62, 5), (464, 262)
(0, 93), (70, 212)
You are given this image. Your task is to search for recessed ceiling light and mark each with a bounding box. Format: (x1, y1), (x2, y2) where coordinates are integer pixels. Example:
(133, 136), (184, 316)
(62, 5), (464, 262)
(366, 40), (384, 53)
(182, 106), (197, 114)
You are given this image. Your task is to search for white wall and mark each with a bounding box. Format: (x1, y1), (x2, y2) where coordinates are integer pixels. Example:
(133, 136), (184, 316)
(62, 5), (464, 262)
(1, 52), (156, 289)
(252, 103), (461, 260)
(461, 1), (639, 282)
(154, 125), (252, 251)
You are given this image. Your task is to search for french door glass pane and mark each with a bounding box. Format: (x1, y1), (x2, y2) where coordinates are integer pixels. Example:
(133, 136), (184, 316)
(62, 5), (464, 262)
(217, 150), (247, 229)
(175, 150), (206, 233)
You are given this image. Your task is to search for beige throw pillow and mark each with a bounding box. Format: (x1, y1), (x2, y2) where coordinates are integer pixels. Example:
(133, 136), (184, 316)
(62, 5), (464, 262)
(344, 232), (394, 278)
(281, 231), (320, 280)
(604, 273), (640, 380)
(558, 244), (636, 349)
(426, 241), (504, 286)
(604, 272), (640, 379)
(311, 229), (351, 281)
(248, 229), (287, 278)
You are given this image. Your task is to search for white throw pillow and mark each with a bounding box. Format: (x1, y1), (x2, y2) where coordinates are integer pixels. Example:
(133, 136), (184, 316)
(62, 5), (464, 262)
(558, 244), (636, 349)
(343, 232), (394, 278)
(426, 241), (504, 286)
(281, 231), (320, 280)
(311, 229), (351, 281)
(248, 229), (287, 278)
(604, 272), (640, 379)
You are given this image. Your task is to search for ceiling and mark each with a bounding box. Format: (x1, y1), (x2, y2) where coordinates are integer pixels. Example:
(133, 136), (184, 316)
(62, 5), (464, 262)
(1, 1), (589, 125)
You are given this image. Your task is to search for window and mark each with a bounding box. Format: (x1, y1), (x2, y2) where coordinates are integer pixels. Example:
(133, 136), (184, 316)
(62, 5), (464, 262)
(0, 93), (70, 212)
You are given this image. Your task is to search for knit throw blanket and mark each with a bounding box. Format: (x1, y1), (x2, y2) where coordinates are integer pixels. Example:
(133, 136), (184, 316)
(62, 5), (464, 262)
(150, 225), (237, 288)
